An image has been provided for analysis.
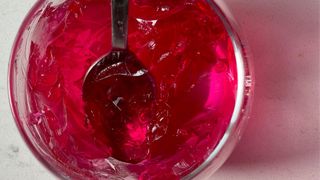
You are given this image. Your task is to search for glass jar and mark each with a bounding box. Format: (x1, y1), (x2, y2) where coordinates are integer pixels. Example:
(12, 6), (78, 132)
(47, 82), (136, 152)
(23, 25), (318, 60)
(8, 0), (253, 179)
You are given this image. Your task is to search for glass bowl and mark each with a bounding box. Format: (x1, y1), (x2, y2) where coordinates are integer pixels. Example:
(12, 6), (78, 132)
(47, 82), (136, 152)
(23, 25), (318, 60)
(8, 0), (253, 179)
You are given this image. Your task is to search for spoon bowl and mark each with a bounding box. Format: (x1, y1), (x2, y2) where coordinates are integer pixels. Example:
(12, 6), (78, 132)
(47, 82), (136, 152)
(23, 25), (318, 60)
(83, 49), (155, 163)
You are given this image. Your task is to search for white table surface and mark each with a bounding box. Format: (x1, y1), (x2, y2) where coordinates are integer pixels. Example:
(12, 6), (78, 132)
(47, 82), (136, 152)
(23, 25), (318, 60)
(0, 0), (319, 179)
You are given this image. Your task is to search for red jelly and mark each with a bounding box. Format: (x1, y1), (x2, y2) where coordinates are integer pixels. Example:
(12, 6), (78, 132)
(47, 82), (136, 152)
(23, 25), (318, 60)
(11, 0), (238, 179)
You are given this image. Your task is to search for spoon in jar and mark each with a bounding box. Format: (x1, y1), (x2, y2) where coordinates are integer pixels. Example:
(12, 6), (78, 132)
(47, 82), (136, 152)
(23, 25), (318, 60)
(82, 0), (155, 163)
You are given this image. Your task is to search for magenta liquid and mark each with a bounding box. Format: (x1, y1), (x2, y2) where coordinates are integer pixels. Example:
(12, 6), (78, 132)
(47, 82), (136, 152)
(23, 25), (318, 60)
(13, 0), (238, 179)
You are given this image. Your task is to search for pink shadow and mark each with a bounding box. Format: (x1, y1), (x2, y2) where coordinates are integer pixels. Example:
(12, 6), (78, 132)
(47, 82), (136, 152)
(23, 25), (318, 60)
(212, 0), (320, 178)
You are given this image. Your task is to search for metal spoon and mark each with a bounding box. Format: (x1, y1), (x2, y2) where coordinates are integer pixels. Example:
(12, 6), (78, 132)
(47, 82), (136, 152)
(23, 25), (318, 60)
(82, 0), (155, 163)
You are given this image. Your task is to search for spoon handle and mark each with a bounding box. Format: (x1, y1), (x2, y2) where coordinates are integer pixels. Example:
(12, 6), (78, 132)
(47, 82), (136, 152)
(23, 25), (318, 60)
(111, 0), (128, 50)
